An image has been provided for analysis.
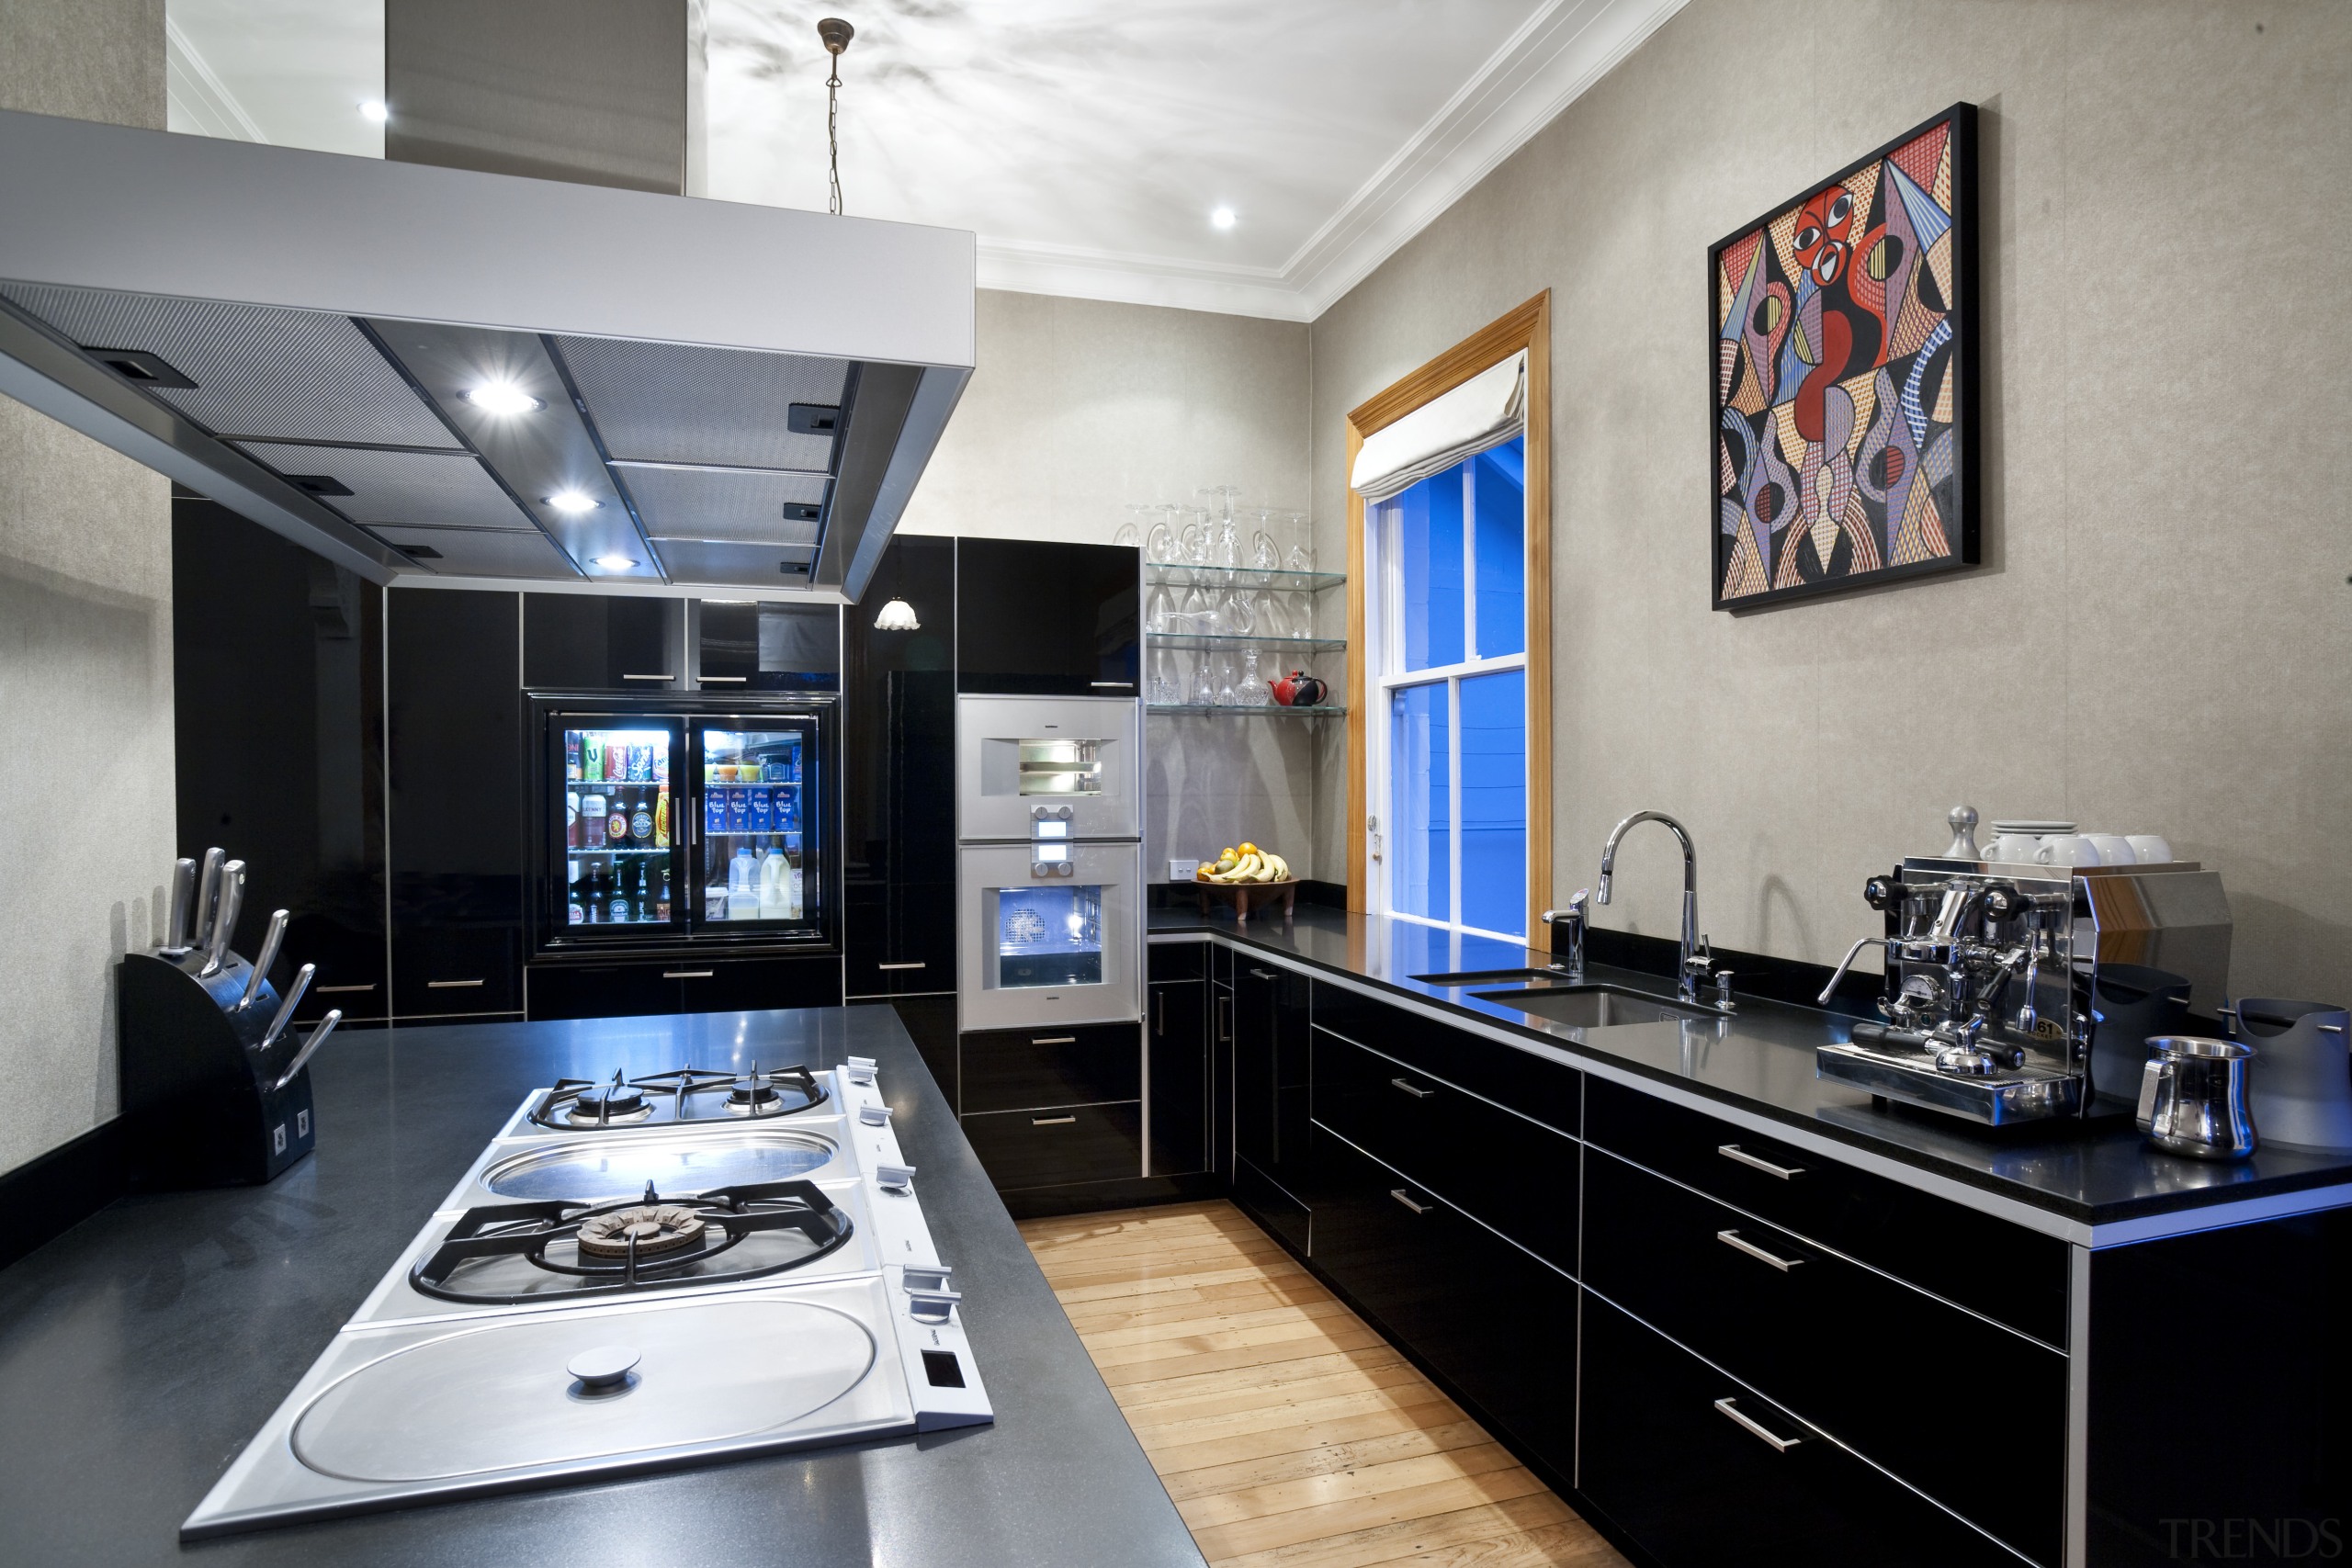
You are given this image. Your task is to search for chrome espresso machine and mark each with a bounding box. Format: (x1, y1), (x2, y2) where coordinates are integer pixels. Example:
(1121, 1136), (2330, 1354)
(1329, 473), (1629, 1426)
(1815, 829), (2233, 1125)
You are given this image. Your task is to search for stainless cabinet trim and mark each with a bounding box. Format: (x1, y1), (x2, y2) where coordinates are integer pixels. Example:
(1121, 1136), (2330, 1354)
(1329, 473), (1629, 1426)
(1713, 1397), (1804, 1452)
(1718, 1143), (1806, 1180)
(1715, 1228), (1804, 1272)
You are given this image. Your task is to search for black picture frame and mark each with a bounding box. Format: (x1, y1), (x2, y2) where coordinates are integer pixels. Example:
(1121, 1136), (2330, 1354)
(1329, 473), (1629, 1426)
(1709, 102), (1980, 612)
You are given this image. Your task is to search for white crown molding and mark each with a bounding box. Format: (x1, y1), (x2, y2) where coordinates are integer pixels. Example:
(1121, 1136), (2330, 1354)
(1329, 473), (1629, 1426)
(976, 0), (1689, 323)
(164, 16), (269, 144)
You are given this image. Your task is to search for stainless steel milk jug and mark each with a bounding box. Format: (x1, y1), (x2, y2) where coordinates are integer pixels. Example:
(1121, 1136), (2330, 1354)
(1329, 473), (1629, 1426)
(2136, 1036), (2258, 1160)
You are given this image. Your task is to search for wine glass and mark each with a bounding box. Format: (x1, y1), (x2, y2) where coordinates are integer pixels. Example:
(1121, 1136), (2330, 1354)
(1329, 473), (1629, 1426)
(1213, 651), (1237, 707)
(1197, 487), (1241, 570)
(1223, 588), (1254, 637)
(1188, 649), (1216, 708)
(1146, 581), (1174, 635)
(1144, 503), (1178, 565)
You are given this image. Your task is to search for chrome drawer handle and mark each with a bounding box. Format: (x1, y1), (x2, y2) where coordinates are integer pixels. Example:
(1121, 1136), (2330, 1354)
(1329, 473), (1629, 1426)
(699, 674), (747, 683)
(1714, 1397), (1804, 1452)
(1716, 1229), (1804, 1272)
(1249, 968), (1278, 979)
(1032, 1035), (1077, 1045)
(1718, 1143), (1805, 1180)
(1389, 1189), (1430, 1215)
(1390, 1077), (1433, 1100)
(620, 672), (674, 681)
(426, 978), (484, 989)
(1089, 681), (1133, 688)
(1032, 1114), (1078, 1126)
(876, 962), (927, 971)
(316, 983), (377, 994)
(662, 970), (713, 979)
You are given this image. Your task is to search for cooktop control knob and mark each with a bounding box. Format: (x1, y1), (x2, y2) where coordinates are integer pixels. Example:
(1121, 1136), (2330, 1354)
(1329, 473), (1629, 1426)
(567, 1345), (640, 1390)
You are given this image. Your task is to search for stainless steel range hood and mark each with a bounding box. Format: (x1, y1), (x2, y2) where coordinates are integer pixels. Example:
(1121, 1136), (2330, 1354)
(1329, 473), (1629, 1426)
(0, 107), (972, 600)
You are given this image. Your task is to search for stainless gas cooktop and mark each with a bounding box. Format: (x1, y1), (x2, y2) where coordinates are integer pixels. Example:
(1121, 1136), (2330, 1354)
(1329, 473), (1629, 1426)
(183, 1057), (989, 1540)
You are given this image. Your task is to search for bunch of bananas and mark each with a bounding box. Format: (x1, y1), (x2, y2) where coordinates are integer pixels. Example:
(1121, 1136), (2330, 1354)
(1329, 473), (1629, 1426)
(1197, 841), (1289, 884)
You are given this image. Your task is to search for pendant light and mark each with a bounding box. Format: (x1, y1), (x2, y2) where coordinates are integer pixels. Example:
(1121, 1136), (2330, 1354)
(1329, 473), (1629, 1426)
(873, 597), (920, 631)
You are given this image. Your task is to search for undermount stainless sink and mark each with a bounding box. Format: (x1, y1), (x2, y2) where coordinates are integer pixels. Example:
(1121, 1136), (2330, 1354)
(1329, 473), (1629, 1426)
(1471, 984), (1707, 1028)
(1412, 968), (1569, 986)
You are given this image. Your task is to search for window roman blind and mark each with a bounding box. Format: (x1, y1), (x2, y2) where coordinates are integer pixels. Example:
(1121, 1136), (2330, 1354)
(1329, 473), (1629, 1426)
(1348, 352), (1525, 503)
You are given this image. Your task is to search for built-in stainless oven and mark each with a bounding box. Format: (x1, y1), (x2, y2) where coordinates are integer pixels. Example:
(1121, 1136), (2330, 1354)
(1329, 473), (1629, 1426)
(956, 840), (1142, 1031)
(955, 694), (1142, 843)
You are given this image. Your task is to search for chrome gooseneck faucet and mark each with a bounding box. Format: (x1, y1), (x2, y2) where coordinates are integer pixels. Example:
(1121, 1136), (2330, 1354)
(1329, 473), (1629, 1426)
(1598, 810), (1713, 1005)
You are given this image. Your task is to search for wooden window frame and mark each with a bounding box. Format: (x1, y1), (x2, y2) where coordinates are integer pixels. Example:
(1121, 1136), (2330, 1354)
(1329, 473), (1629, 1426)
(1345, 292), (1552, 947)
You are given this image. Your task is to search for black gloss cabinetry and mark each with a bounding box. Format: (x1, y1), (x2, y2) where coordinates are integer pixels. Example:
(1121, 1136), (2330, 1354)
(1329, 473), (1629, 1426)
(387, 588), (523, 1018)
(522, 594), (685, 691)
(955, 538), (1138, 696)
(1231, 960), (1311, 1250)
(1148, 942), (1208, 1178)
(525, 955), (841, 1021)
(842, 537), (954, 998)
(1579, 1294), (2018, 1568)
(957, 1021), (1144, 1198)
(172, 500), (388, 1023)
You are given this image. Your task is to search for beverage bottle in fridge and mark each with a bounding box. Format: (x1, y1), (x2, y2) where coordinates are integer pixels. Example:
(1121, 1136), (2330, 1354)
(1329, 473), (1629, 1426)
(567, 859), (584, 924)
(630, 795), (654, 846)
(652, 863), (671, 921)
(566, 790), (581, 849)
(579, 861), (601, 923)
(582, 794), (605, 852)
(566, 732), (582, 782)
(609, 856), (634, 923)
(654, 784), (670, 848)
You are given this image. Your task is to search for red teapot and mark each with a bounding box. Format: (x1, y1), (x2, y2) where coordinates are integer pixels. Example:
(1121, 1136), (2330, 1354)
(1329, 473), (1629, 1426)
(1272, 671), (1326, 707)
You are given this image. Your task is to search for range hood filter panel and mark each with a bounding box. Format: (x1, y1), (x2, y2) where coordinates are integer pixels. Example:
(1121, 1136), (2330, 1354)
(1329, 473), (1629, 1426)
(624, 465), (827, 547)
(236, 444), (537, 531)
(554, 335), (847, 473)
(652, 537), (819, 588)
(368, 525), (580, 578)
(0, 283), (462, 450)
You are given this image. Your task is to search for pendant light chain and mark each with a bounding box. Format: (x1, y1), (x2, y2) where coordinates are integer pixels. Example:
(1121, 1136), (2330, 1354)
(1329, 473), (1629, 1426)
(818, 17), (854, 217)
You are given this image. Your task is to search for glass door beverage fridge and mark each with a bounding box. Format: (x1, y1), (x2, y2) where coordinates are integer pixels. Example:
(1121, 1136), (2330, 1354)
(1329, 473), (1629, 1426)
(538, 703), (832, 953)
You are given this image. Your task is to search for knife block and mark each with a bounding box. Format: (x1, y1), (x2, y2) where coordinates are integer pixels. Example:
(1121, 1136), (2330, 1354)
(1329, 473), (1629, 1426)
(117, 952), (316, 1189)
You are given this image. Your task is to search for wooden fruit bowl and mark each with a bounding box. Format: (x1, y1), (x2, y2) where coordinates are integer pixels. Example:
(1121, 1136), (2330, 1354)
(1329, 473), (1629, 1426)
(1190, 874), (1297, 926)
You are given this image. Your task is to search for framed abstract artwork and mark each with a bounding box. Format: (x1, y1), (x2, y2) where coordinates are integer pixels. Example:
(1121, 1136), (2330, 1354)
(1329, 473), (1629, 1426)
(1711, 103), (1979, 610)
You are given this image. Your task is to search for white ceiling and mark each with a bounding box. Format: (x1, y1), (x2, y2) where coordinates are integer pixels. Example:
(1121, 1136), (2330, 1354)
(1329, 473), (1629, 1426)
(164, 0), (1684, 321)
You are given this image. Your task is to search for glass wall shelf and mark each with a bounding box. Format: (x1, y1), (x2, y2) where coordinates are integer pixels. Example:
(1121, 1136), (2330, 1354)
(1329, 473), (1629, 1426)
(1149, 631), (1345, 653)
(1146, 561), (1345, 593)
(1148, 703), (1347, 718)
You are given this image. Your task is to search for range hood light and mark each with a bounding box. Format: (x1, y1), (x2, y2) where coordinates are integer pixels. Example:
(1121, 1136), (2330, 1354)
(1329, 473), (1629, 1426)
(462, 382), (543, 415)
(358, 99), (390, 124)
(589, 554), (638, 570)
(873, 597), (920, 631)
(544, 489), (602, 514)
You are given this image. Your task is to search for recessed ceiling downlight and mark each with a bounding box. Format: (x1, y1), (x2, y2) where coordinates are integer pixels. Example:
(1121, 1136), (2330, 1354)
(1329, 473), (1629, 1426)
(463, 382), (543, 415)
(1210, 206), (1237, 231)
(544, 491), (602, 514)
(590, 554), (639, 571)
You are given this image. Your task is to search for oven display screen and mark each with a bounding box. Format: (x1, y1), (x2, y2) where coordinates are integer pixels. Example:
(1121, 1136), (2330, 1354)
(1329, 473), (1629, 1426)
(996, 885), (1103, 988)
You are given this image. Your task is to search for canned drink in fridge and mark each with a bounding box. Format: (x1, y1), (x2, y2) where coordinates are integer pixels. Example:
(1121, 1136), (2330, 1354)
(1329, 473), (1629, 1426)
(629, 741), (651, 783)
(652, 744), (668, 784)
(583, 734), (603, 782)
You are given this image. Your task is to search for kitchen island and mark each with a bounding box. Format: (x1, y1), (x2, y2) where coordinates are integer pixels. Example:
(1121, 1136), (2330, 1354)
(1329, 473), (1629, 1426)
(0, 1005), (1207, 1568)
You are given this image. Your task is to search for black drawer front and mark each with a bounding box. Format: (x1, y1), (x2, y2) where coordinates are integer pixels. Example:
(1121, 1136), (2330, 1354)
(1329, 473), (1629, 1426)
(1579, 1293), (2023, 1568)
(1584, 1150), (2064, 1563)
(960, 1021), (1141, 1113)
(1310, 1125), (1575, 1480)
(1148, 942), (1207, 981)
(1312, 1027), (1578, 1277)
(962, 1101), (1141, 1190)
(1584, 1077), (2067, 1346)
(1311, 982), (1580, 1136)
(527, 961), (677, 1021)
(393, 924), (522, 1016)
(677, 956), (842, 1014)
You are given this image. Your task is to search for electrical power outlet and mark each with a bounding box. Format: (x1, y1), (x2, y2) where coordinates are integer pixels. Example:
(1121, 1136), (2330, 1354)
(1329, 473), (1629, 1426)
(1170, 858), (1196, 882)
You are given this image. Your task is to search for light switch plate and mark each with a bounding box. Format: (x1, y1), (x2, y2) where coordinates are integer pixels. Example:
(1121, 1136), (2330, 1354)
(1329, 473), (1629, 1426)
(1170, 858), (1196, 882)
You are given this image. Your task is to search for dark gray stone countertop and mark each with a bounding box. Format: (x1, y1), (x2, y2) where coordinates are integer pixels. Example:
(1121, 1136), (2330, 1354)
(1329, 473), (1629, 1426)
(0, 1005), (1205, 1568)
(1150, 904), (2352, 1231)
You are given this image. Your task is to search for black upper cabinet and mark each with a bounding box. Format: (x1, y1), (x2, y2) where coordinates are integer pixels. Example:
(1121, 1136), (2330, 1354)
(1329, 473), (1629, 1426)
(842, 537), (955, 996)
(388, 587), (524, 1016)
(955, 538), (1138, 695)
(696, 600), (842, 694)
(172, 500), (387, 1021)
(522, 593), (684, 692)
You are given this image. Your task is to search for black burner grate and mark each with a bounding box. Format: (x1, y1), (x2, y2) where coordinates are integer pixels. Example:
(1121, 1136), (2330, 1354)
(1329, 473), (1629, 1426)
(527, 1063), (830, 1132)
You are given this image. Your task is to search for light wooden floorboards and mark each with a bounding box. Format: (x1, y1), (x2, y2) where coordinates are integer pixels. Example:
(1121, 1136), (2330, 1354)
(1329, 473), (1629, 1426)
(1019, 1201), (1629, 1568)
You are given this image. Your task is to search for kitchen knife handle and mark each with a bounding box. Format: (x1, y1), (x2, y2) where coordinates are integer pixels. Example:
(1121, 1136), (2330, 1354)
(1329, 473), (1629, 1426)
(202, 861), (246, 977)
(273, 1010), (342, 1092)
(239, 909), (288, 1010)
(165, 858), (198, 950)
(192, 848), (226, 952)
(261, 964), (316, 1050)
